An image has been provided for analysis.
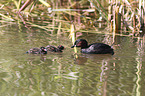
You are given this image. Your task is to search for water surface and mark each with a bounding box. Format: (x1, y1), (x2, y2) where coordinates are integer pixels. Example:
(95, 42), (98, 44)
(0, 24), (145, 96)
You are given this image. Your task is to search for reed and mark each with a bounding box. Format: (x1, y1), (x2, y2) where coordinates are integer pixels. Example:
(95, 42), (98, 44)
(114, 6), (121, 33)
(0, 0), (144, 36)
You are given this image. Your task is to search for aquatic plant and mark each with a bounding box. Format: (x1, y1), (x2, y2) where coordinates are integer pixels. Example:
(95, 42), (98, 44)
(0, 0), (144, 36)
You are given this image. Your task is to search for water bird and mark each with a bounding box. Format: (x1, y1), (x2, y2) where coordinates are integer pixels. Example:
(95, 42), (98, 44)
(26, 47), (47, 54)
(71, 39), (114, 55)
(46, 45), (64, 52)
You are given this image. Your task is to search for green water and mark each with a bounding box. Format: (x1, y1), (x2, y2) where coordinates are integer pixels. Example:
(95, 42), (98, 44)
(0, 24), (145, 96)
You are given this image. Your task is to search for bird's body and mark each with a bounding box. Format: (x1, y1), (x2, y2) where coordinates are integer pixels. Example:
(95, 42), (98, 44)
(71, 39), (114, 55)
(26, 47), (47, 54)
(46, 45), (64, 52)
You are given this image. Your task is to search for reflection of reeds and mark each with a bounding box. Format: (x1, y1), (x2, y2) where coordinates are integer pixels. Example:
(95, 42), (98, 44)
(0, 0), (144, 36)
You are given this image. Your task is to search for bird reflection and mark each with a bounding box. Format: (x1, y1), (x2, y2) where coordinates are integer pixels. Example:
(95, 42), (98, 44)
(74, 55), (88, 65)
(73, 54), (113, 65)
(40, 55), (47, 61)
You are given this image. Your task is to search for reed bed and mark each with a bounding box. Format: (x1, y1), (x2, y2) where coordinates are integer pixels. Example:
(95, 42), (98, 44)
(0, 0), (144, 37)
